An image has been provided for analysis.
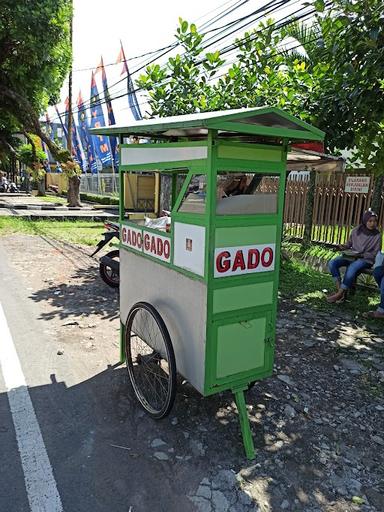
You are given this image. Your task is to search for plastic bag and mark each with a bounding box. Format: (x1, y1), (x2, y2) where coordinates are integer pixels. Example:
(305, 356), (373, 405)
(144, 216), (170, 231)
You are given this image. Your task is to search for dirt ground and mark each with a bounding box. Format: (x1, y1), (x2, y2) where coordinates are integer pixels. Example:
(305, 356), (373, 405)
(2, 234), (384, 512)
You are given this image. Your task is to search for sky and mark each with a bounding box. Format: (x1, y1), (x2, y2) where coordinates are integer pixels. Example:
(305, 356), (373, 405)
(50, 0), (306, 126)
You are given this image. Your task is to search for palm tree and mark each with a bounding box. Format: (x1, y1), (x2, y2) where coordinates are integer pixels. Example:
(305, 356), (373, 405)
(279, 19), (327, 68)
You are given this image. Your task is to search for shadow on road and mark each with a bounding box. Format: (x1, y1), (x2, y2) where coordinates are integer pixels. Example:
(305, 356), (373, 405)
(29, 265), (119, 322)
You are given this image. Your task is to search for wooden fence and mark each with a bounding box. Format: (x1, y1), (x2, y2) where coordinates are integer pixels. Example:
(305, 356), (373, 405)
(283, 172), (384, 245)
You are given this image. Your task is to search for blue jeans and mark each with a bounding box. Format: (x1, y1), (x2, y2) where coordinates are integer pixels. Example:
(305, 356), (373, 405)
(328, 256), (372, 290)
(373, 266), (384, 312)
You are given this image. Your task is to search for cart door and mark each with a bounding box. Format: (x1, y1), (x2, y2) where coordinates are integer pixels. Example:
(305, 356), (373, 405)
(206, 169), (284, 393)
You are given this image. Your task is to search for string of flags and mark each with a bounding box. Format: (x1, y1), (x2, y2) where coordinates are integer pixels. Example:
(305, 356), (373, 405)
(43, 42), (142, 173)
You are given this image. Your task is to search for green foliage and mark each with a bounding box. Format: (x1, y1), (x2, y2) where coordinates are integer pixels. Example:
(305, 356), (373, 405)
(79, 193), (119, 205)
(0, 0), (72, 113)
(0, 0), (72, 161)
(137, 17), (321, 119)
(280, 259), (382, 324)
(311, 0), (384, 174)
(0, 218), (104, 246)
(137, 3), (384, 178)
(137, 18), (224, 116)
(18, 143), (47, 180)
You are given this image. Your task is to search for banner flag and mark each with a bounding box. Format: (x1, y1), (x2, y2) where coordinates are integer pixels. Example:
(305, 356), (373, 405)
(64, 97), (85, 171)
(89, 71), (112, 169)
(54, 104), (68, 142)
(77, 91), (96, 173)
(40, 113), (54, 171)
(95, 56), (118, 166)
(116, 41), (142, 121)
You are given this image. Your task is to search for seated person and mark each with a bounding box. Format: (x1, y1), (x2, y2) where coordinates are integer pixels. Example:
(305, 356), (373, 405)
(327, 210), (381, 303)
(366, 252), (384, 319)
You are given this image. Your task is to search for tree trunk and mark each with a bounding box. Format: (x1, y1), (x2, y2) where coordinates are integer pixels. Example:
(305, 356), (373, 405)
(37, 177), (45, 196)
(67, 176), (81, 207)
(303, 168), (316, 247)
(371, 175), (383, 215)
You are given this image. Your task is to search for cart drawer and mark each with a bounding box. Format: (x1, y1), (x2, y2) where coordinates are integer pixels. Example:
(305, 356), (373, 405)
(215, 316), (268, 379)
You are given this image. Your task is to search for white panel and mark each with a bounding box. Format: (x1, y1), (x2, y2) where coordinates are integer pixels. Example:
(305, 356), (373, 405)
(173, 223), (206, 276)
(121, 225), (171, 263)
(214, 243), (276, 278)
(120, 250), (207, 394)
(121, 146), (207, 165)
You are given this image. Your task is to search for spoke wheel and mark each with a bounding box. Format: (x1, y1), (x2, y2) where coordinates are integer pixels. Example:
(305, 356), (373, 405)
(99, 249), (119, 288)
(125, 302), (176, 419)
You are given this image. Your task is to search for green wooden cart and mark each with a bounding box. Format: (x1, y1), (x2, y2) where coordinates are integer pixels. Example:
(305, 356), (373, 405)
(91, 107), (324, 459)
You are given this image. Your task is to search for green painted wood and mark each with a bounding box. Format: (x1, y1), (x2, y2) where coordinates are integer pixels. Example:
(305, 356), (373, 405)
(234, 389), (256, 460)
(216, 317), (266, 378)
(114, 110), (323, 460)
(119, 160), (206, 172)
(89, 106), (325, 141)
(213, 281), (274, 314)
(218, 144), (282, 162)
(209, 121), (324, 141)
(215, 225), (277, 246)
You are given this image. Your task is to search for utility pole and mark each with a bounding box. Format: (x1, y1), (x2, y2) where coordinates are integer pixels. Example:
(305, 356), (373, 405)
(66, 0), (81, 206)
(67, 1), (73, 155)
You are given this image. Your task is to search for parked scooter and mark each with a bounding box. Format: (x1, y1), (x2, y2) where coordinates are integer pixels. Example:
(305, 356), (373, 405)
(91, 221), (120, 288)
(0, 178), (19, 193)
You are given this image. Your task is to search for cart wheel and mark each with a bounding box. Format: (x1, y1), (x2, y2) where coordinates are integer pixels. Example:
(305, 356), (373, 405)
(125, 302), (176, 419)
(99, 250), (119, 288)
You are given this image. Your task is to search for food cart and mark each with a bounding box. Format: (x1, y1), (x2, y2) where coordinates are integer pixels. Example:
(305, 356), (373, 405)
(91, 107), (325, 458)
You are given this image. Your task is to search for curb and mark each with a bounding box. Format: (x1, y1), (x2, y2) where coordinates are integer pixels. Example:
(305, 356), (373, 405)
(0, 204), (89, 211)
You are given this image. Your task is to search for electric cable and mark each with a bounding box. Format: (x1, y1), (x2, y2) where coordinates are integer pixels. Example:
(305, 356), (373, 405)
(51, 1), (332, 121)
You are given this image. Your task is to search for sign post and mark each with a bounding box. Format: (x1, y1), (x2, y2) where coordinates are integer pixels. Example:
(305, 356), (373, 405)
(345, 176), (370, 194)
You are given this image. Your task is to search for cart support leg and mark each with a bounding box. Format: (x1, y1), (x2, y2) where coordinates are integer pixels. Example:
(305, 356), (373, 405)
(120, 321), (126, 364)
(234, 389), (255, 460)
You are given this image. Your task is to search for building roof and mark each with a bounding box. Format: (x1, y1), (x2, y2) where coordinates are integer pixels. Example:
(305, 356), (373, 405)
(89, 106), (325, 142)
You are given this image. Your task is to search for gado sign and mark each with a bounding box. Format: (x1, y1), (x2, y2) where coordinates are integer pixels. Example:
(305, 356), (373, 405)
(345, 176), (370, 194)
(121, 225), (171, 263)
(214, 244), (275, 278)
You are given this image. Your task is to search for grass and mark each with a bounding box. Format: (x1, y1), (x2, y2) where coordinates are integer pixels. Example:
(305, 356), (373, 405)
(0, 217), (382, 325)
(0, 218), (105, 246)
(280, 258), (382, 325)
(37, 195), (67, 204)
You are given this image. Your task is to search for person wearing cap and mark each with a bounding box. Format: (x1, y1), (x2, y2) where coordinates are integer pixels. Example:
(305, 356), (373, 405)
(327, 210), (381, 303)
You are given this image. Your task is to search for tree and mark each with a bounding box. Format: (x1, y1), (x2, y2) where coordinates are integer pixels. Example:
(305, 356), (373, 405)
(18, 141), (48, 195)
(281, 0), (384, 211)
(139, 5), (384, 212)
(0, 0), (81, 205)
(136, 19), (225, 117)
(137, 18), (321, 121)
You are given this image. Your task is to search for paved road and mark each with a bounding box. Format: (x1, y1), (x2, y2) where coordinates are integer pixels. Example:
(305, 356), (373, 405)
(0, 243), (197, 512)
(1, 235), (383, 512)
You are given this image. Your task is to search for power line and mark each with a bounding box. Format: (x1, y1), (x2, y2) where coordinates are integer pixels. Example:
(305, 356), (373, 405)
(67, 0), (299, 115)
(71, 0), (247, 74)
(51, 1), (329, 121)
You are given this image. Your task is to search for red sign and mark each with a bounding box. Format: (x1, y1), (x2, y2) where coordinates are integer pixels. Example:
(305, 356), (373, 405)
(121, 225), (171, 263)
(214, 244), (275, 277)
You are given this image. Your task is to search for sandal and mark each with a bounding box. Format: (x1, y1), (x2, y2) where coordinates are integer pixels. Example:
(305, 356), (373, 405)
(364, 310), (384, 319)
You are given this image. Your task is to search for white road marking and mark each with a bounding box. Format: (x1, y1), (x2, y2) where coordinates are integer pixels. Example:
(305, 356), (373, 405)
(0, 303), (63, 512)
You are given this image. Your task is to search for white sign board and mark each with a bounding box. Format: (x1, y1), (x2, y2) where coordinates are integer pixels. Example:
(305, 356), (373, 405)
(121, 225), (171, 263)
(214, 244), (275, 278)
(173, 222), (206, 276)
(345, 176), (370, 194)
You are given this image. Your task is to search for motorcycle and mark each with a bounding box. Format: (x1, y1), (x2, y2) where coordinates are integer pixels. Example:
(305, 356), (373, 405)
(91, 221), (120, 288)
(0, 179), (18, 193)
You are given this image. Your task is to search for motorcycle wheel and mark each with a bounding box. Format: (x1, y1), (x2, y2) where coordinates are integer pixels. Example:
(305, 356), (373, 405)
(99, 249), (119, 288)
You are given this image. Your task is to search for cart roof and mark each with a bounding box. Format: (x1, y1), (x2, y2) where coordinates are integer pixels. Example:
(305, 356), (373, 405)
(89, 106), (324, 142)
